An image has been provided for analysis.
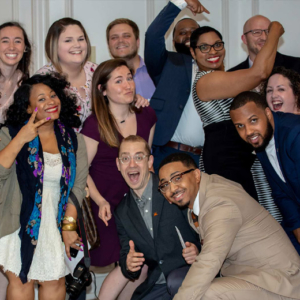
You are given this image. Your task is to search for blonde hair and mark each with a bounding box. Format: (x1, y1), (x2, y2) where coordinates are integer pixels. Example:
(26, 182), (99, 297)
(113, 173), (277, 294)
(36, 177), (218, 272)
(45, 18), (91, 73)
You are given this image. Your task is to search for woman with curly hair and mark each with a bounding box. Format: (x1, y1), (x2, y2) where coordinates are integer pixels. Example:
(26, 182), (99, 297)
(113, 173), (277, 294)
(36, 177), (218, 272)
(262, 66), (300, 114)
(0, 22), (32, 124)
(0, 74), (88, 300)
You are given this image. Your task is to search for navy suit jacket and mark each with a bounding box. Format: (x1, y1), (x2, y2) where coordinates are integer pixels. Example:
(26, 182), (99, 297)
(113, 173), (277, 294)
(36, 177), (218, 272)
(114, 174), (201, 300)
(145, 2), (193, 146)
(256, 112), (300, 232)
(228, 52), (300, 74)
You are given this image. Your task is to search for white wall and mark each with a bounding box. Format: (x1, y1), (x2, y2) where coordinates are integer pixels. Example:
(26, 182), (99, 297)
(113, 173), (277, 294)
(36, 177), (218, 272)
(0, 0), (299, 73)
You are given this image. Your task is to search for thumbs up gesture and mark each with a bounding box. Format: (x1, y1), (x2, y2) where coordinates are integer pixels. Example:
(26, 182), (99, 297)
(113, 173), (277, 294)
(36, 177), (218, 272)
(126, 240), (145, 272)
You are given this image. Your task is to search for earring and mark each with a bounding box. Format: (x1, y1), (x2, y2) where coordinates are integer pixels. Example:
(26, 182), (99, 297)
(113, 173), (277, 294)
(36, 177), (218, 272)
(24, 47), (28, 53)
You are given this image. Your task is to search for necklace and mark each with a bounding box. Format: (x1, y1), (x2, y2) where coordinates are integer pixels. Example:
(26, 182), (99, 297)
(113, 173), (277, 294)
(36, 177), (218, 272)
(116, 111), (130, 124)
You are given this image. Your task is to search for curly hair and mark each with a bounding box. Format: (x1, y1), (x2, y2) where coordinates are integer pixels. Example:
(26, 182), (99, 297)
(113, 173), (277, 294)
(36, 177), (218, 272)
(261, 66), (300, 110)
(5, 73), (81, 128)
(0, 21), (32, 84)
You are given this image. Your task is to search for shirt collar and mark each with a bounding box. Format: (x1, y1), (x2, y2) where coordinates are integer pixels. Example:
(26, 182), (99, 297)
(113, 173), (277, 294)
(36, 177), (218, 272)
(248, 57), (254, 67)
(192, 190), (200, 216)
(131, 172), (153, 203)
(136, 55), (146, 70)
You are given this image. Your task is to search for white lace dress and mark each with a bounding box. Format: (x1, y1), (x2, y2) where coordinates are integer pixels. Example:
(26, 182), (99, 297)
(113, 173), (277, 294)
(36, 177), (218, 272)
(0, 152), (66, 281)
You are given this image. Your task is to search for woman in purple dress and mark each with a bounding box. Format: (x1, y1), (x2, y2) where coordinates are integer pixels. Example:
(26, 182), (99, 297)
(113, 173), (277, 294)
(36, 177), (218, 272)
(81, 59), (156, 299)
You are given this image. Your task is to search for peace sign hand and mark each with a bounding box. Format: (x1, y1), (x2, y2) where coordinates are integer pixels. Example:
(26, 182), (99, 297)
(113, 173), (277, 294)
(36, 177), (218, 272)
(16, 108), (51, 145)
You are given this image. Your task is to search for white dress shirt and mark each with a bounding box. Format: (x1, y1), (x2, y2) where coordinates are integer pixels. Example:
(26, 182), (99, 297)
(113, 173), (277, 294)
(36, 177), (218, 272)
(265, 136), (286, 182)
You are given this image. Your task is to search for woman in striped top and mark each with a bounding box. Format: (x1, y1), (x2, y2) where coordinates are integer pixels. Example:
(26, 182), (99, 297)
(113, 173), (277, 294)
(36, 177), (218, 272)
(189, 22), (284, 201)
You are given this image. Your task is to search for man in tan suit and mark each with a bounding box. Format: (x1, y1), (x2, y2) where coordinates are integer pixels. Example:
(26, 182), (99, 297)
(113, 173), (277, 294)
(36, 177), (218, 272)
(158, 153), (300, 300)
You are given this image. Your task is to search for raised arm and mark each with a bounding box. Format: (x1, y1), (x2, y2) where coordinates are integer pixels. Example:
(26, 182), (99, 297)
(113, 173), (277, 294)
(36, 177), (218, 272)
(145, 1), (182, 83)
(0, 110), (50, 169)
(196, 21), (284, 101)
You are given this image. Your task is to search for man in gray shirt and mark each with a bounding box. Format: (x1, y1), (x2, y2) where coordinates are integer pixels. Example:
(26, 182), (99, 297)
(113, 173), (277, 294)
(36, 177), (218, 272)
(114, 135), (201, 300)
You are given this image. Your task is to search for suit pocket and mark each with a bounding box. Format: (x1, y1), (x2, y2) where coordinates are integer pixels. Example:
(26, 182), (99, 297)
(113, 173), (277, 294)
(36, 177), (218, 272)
(150, 98), (165, 111)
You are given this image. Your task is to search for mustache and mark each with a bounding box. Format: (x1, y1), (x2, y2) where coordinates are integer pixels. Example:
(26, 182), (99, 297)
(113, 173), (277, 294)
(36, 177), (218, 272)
(246, 133), (259, 140)
(171, 189), (184, 198)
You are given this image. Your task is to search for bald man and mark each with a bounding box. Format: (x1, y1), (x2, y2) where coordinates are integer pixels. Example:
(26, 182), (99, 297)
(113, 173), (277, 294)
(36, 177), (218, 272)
(229, 15), (300, 73)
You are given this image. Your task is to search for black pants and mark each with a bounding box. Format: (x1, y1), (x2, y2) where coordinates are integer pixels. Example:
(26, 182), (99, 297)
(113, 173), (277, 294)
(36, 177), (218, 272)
(142, 266), (190, 300)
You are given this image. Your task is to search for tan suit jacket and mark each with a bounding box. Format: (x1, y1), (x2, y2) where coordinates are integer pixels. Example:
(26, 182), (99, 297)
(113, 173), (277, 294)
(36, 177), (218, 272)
(174, 173), (300, 300)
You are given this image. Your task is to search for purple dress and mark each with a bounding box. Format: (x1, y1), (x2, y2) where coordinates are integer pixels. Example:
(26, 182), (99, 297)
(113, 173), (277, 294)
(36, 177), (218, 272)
(81, 107), (157, 266)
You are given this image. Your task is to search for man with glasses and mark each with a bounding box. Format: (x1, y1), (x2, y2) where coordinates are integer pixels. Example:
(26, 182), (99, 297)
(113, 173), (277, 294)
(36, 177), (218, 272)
(114, 135), (201, 300)
(229, 15), (300, 73)
(158, 152), (300, 300)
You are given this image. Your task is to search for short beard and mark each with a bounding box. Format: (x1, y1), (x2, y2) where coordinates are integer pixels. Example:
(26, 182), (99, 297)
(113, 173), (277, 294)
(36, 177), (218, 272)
(113, 48), (138, 62)
(174, 42), (192, 56)
(255, 120), (274, 152)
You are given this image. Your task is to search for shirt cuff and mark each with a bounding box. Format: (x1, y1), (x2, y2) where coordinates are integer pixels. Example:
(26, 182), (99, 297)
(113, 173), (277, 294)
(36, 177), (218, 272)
(170, 0), (187, 10)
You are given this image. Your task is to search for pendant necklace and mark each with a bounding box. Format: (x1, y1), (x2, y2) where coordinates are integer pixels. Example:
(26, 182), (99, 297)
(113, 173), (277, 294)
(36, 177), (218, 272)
(118, 111), (130, 124)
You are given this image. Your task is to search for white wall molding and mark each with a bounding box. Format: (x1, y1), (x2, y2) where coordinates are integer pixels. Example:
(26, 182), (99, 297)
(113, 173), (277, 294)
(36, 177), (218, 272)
(31, 0), (50, 71)
(146, 0), (155, 28)
(252, 0), (259, 16)
(64, 0), (73, 18)
(12, 0), (19, 21)
(221, 0), (230, 68)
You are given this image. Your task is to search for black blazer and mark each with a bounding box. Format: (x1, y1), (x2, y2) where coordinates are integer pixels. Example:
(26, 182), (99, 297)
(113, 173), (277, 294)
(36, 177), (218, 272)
(145, 2), (193, 146)
(228, 52), (300, 74)
(114, 174), (201, 300)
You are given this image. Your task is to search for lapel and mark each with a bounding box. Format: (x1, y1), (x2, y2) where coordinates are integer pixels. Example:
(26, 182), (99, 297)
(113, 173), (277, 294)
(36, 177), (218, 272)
(152, 174), (165, 240)
(182, 54), (192, 85)
(126, 191), (155, 251)
(257, 150), (294, 200)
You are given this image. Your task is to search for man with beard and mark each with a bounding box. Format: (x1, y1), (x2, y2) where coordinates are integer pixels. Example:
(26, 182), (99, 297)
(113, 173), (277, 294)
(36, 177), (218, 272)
(106, 18), (155, 99)
(115, 135), (201, 300)
(230, 91), (300, 254)
(158, 152), (300, 300)
(145, 0), (209, 172)
(229, 15), (300, 73)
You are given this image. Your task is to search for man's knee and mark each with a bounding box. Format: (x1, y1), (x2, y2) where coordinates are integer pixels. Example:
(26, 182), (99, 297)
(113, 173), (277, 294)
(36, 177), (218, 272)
(167, 266), (190, 296)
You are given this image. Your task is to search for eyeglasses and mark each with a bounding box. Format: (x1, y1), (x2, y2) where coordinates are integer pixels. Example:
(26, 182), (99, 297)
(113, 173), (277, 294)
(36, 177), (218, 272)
(195, 42), (224, 53)
(118, 154), (149, 165)
(158, 169), (195, 193)
(243, 29), (269, 37)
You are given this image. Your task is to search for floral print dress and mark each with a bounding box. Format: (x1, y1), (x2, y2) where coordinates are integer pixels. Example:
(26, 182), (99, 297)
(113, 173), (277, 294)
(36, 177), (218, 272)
(36, 61), (97, 131)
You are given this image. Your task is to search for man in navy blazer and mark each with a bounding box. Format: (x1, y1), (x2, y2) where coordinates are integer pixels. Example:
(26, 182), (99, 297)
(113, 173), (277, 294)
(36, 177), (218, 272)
(229, 15), (300, 73)
(145, 0), (209, 172)
(230, 91), (300, 254)
(115, 135), (201, 300)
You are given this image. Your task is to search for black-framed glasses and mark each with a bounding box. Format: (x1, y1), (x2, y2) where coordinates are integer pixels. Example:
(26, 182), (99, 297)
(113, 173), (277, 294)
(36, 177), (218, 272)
(195, 41), (224, 53)
(158, 169), (195, 193)
(118, 154), (149, 165)
(243, 29), (269, 37)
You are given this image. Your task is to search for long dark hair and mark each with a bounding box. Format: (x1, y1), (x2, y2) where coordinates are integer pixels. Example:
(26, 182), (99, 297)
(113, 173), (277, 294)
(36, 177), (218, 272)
(0, 22), (32, 84)
(5, 73), (81, 128)
(91, 59), (138, 147)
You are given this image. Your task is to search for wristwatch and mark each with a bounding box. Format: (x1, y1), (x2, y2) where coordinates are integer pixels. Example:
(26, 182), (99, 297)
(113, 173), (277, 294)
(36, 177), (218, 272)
(63, 216), (77, 223)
